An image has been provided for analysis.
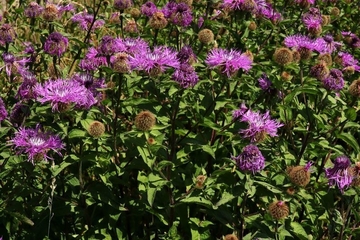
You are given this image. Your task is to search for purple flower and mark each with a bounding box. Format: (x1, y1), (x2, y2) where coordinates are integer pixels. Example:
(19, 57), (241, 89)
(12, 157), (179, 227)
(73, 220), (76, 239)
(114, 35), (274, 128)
(232, 103), (248, 120)
(162, 2), (178, 18)
(284, 34), (317, 51)
(258, 73), (272, 91)
(314, 35), (342, 54)
(114, 0), (133, 10)
(222, 0), (246, 11)
(72, 73), (105, 100)
(79, 47), (108, 71)
(0, 97), (7, 121)
(325, 155), (353, 193)
(337, 52), (360, 71)
(121, 38), (149, 56)
(141, 1), (157, 17)
(205, 48), (253, 77)
(0, 53), (28, 77)
(198, 16), (204, 28)
(342, 31), (360, 48)
(34, 79), (97, 112)
(71, 11), (105, 31)
(302, 8), (322, 31)
(167, 2), (193, 27)
(0, 24), (16, 45)
(44, 32), (68, 57)
(234, 105), (283, 142)
(10, 102), (30, 127)
(255, 0), (282, 22)
(43, 2), (74, 21)
(9, 124), (64, 164)
(294, 0), (315, 4)
(25, 2), (44, 18)
(231, 145), (265, 173)
(17, 70), (37, 99)
(98, 35), (126, 56)
(172, 63), (199, 88)
(322, 69), (344, 91)
(177, 45), (197, 64)
(129, 46), (180, 75)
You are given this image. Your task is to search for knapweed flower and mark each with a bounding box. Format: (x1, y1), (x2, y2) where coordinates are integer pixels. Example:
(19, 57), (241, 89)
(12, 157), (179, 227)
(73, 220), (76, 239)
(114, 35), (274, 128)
(172, 63), (199, 88)
(206, 48), (253, 77)
(335, 52), (360, 71)
(286, 162), (312, 187)
(0, 53), (28, 77)
(42, 2), (74, 21)
(141, 1), (158, 17)
(231, 144), (265, 173)
(325, 155), (353, 193)
(114, 0), (133, 10)
(87, 121), (105, 138)
(129, 46), (180, 76)
(17, 70), (37, 99)
(322, 69), (344, 91)
(342, 31), (360, 48)
(310, 61), (329, 80)
(149, 11), (168, 29)
(10, 102), (30, 127)
(0, 24), (16, 45)
(44, 32), (68, 57)
(302, 8), (322, 35)
(79, 47), (108, 71)
(71, 11), (105, 31)
(98, 35), (125, 56)
(177, 45), (197, 64)
(34, 79), (97, 112)
(0, 97), (7, 121)
(72, 73), (105, 101)
(198, 29), (214, 44)
(269, 201), (289, 220)
(258, 73), (272, 91)
(294, 0), (315, 7)
(233, 105), (283, 142)
(284, 34), (317, 58)
(163, 2), (193, 27)
(111, 52), (130, 73)
(314, 35), (342, 54)
(25, 2), (44, 18)
(9, 124), (63, 164)
(121, 38), (149, 56)
(255, 0), (282, 22)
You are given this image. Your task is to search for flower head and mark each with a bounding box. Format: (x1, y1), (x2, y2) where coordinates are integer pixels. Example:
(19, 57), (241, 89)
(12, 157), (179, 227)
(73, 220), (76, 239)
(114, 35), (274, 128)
(79, 47), (108, 71)
(135, 110), (156, 131)
(206, 48), (253, 77)
(172, 63), (199, 88)
(258, 73), (272, 91)
(42, 2), (74, 21)
(177, 45), (197, 64)
(34, 79), (97, 112)
(336, 52), (360, 71)
(0, 97), (7, 121)
(9, 124), (64, 164)
(163, 2), (193, 27)
(302, 8), (322, 35)
(269, 201), (289, 220)
(235, 105), (283, 142)
(72, 73), (105, 101)
(325, 155), (353, 193)
(10, 102), (30, 127)
(114, 0), (133, 10)
(286, 162), (312, 187)
(44, 32), (68, 57)
(231, 144), (265, 173)
(71, 11), (105, 31)
(17, 70), (37, 99)
(98, 35), (125, 56)
(141, 1), (158, 17)
(0, 24), (16, 45)
(25, 2), (44, 18)
(0, 53), (28, 77)
(322, 69), (344, 91)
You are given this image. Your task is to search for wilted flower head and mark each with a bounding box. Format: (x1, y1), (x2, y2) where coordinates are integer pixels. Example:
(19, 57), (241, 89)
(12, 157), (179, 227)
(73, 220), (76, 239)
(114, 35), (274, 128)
(310, 61), (329, 80)
(206, 48), (253, 77)
(34, 78), (97, 112)
(172, 63), (199, 88)
(114, 0), (133, 10)
(149, 11), (168, 29)
(325, 155), (353, 193)
(163, 2), (193, 27)
(43, 2), (74, 21)
(17, 70), (37, 99)
(322, 69), (344, 91)
(129, 46), (180, 76)
(286, 162), (312, 187)
(141, 1), (158, 17)
(231, 144), (265, 173)
(25, 2), (44, 18)
(0, 97), (7, 121)
(342, 31), (360, 48)
(9, 124), (64, 164)
(10, 102), (30, 127)
(0, 53), (28, 77)
(44, 32), (68, 57)
(0, 24), (16, 45)
(71, 11), (105, 31)
(234, 105), (283, 142)
(177, 45), (197, 64)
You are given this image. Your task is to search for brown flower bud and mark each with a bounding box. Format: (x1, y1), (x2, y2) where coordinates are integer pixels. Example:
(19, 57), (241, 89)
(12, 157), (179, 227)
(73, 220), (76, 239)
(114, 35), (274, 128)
(88, 121), (106, 138)
(269, 201), (289, 220)
(149, 11), (168, 29)
(273, 47), (293, 65)
(310, 61), (329, 80)
(198, 29), (214, 44)
(195, 175), (207, 189)
(135, 111), (156, 131)
(286, 163), (312, 187)
(224, 234), (238, 240)
(43, 4), (59, 21)
(318, 53), (332, 66)
(248, 21), (257, 31)
(349, 79), (360, 97)
(330, 7), (340, 16)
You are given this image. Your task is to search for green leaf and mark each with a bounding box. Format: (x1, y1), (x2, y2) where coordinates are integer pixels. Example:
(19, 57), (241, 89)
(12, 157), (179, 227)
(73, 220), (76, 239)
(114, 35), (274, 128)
(345, 108), (357, 121)
(202, 145), (215, 160)
(179, 197), (213, 209)
(337, 132), (360, 153)
(214, 192), (235, 208)
(68, 129), (87, 138)
(147, 187), (157, 207)
(7, 211), (34, 226)
(51, 161), (72, 177)
(290, 222), (308, 240)
(253, 180), (283, 193)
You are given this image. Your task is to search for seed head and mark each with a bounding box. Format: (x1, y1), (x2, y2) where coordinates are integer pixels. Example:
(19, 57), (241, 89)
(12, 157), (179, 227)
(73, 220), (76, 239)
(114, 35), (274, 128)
(318, 53), (332, 66)
(135, 110), (156, 131)
(88, 121), (105, 138)
(111, 52), (130, 73)
(330, 7), (340, 17)
(195, 175), (207, 189)
(273, 47), (293, 65)
(43, 4), (59, 21)
(269, 201), (289, 220)
(149, 11), (168, 29)
(310, 61), (329, 80)
(321, 15), (330, 26)
(309, 25), (322, 36)
(349, 162), (360, 187)
(298, 47), (312, 61)
(129, 8), (141, 18)
(292, 50), (301, 63)
(198, 29), (214, 44)
(349, 79), (360, 97)
(124, 19), (140, 34)
(286, 162), (312, 187)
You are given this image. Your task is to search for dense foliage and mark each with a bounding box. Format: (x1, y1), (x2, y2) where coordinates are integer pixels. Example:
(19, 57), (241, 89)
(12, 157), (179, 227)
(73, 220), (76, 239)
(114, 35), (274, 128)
(0, 0), (360, 239)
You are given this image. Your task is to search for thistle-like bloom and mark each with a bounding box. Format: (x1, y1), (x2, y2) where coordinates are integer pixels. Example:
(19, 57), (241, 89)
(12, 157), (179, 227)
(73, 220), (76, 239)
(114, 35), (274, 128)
(44, 32), (68, 57)
(205, 48), (253, 77)
(71, 11), (105, 31)
(314, 35), (342, 54)
(34, 79), (97, 112)
(17, 70), (37, 99)
(302, 8), (322, 33)
(163, 2), (193, 27)
(141, 1), (157, 17)
(284, 34), (317, 51)
(322, 69), (344, 91)
(25, 2), (44, 18)
(231, 145), (265, 173)
(0, 97), (7, 121)
(121, 38), (149, 56)
(255, 0), (282, 22)
(10, 102), (30, 127)
(325, 155), (353, 193)
(342, 31), (360, 48)
(0, 24), (16, 45)
(177, 45), (197, 64)
(98, 35), (125, 56)
(129, 46), (180, 76)
(114, 0), (133, 10)
(0, 53), (28, 77)
(9, 124), (63, 164)
(336, 52), (360, 71)
(79, 47), (108, 71)
(258, 73), (272, 91)
(234, 105), (283, 142)
(72, 73), (105, 100)
(172, 63), (199, 88)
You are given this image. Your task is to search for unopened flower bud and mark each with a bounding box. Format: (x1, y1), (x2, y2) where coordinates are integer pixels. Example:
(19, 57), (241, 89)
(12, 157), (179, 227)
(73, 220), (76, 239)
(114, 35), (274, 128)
(273, 47), (293, 65)
(88, 121), (105, 138)
(135, 110), (156, 131)
(349, 79), (360, 97)
(149, 11), (168, 29)
(198, 29), (214, 44)
(269, 201), (289, 220)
